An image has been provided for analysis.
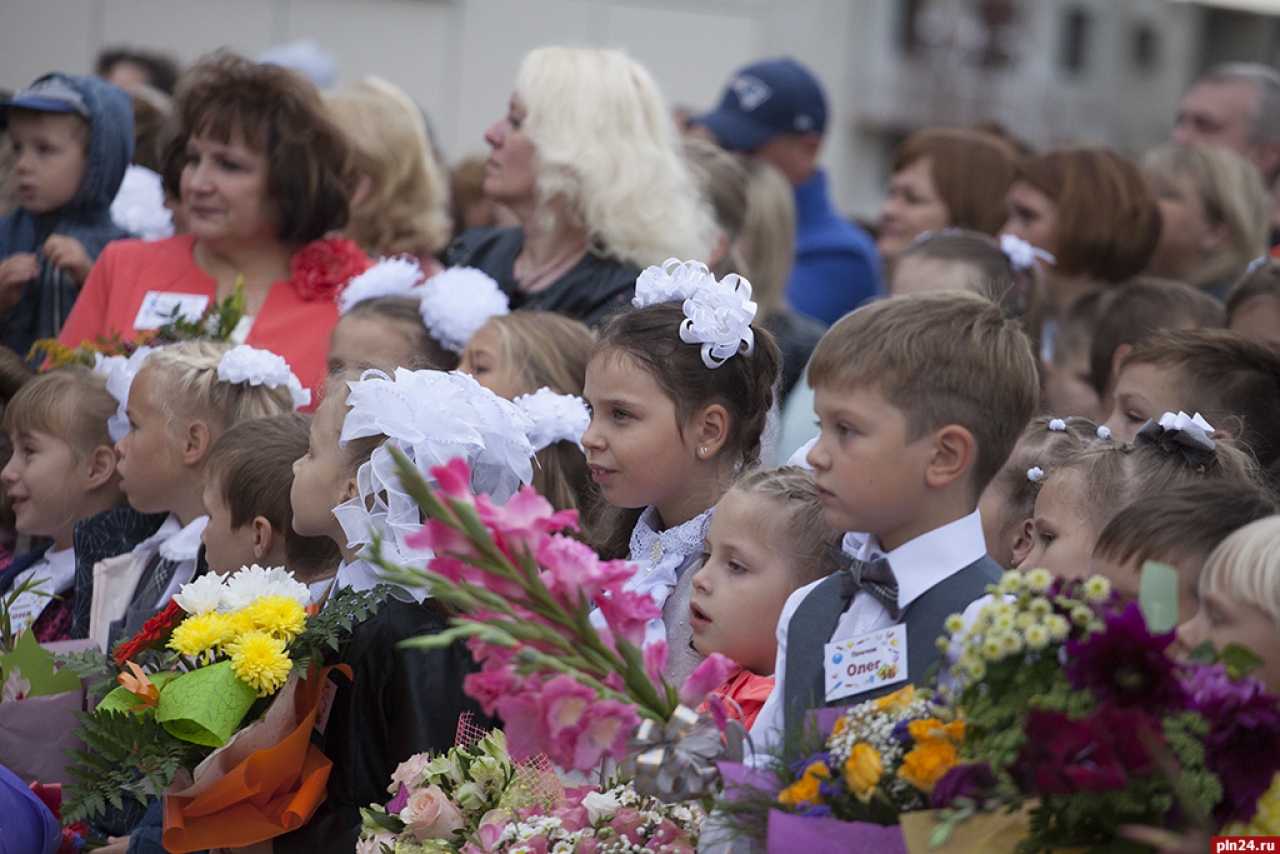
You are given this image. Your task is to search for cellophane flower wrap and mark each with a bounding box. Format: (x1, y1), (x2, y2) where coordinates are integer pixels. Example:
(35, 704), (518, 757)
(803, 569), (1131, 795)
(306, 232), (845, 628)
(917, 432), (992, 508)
(927, 569), (1280, 851)
(371, 450), (737, 801)
(61, 566), (380, 824)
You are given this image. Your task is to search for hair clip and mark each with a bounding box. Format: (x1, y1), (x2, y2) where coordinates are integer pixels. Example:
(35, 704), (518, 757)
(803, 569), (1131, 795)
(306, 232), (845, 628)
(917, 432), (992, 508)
(1027, 466), (1045, 483)
(415, 267), (510, 353)
(216, 344), (310, 410)
(336, 255), (424, 314)
(1000, 234), (1056, 272)
(1133, 411), (1216, 468)
(1096, 425), (1112, 440)
(1246, 255), (1270, 276)
(94, 346), (157, 443)
(514, 387), (591, 451)
(1048, 418), (1067, 432)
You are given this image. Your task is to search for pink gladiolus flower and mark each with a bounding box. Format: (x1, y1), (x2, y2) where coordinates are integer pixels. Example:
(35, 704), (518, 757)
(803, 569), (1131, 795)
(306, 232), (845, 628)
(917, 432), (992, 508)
(643, 640), (668, 686)
(400, 784), (466, 841)
(476, 487), (578, 555)
(573, 699), (640, 769)
(406, 520), (476, 558)
(679, 652), (738, 706)
(463, 666), (524, 717)
(430, 457), (474, 503)
(540, 674), (597, 744)
(594, 588), (662, 647)
(494, 691), (550, 762)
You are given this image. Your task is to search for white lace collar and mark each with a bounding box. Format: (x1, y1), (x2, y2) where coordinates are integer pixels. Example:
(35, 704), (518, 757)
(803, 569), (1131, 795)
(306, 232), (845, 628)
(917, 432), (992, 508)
(628, 505), (714, 568)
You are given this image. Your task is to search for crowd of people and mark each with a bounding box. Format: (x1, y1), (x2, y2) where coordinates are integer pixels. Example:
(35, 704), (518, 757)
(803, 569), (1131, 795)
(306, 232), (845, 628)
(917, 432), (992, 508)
(1, 38), (1280, 852)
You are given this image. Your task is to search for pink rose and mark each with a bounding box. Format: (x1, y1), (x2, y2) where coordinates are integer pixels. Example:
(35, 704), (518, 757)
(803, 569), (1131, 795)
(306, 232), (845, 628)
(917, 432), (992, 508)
(400, 784), (466, 841)
(389, 753), (432, 793)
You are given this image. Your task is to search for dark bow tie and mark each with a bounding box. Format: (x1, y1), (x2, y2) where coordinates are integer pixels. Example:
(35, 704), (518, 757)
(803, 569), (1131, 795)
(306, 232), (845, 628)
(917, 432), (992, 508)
(824, 542), (901, 620)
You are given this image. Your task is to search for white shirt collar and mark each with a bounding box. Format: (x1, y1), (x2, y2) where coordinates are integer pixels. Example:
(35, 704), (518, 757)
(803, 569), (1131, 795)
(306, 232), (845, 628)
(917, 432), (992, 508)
(844, 510), (987, 612)
(132, 513), (181, 556)
(629, 505), (714, 568)
(159, 515), (209, 562)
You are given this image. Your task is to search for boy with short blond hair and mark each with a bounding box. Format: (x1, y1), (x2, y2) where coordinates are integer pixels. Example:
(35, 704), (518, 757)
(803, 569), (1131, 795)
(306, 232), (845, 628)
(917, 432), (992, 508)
(752, 291), (1040, 747)
(0, 73), (134, 357)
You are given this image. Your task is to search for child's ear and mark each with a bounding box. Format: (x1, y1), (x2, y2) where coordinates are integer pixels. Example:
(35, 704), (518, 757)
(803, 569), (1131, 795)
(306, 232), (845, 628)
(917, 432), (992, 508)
(924, 424), (976, 489)
(691, 403), (730, 460)
(342, 473), (360, 503)
(250, 516), (276, 561)
(182, 420), (214, 466)
(1010, 518), (1035, 568)
(83, 444), (119, 490)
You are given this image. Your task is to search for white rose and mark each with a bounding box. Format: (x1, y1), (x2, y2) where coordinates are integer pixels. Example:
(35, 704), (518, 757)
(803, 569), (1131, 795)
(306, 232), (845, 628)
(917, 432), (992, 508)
(582, 790), (622, 824)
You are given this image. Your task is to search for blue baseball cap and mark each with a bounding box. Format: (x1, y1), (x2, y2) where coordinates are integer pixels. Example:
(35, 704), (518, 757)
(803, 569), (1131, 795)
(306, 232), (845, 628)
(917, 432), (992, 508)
(695, 58), (827, 151)
(0, 74), (91, 129)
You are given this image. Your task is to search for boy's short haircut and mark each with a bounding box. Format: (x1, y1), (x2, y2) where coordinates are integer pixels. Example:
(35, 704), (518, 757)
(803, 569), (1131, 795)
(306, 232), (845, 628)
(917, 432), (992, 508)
(6, 106), (91, 151)
(1226, 260), (1280, 321)
(1094, 481), (1276, 569)
(3, 366), (115, 461)
(1200, 515), (1280, 630)
(808, 291), (1040, 494)
(1088, 277), (1224, 397)
(1119, 328), (1280, 477)
(204, 413), (340, 572)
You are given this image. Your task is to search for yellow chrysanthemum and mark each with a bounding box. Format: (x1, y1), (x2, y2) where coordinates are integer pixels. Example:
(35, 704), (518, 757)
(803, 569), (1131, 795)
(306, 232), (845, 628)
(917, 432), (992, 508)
(1000, 631), (1023, 654)
(996, 570), (1023, 595)
(1028, 596), (1052, 618)
(966, 659), (986, 680)
(241, 594), (307, 641)
(1070, 605), (1095, 627)
(898, 739), (959, 793)
(228, 630), (293, 696)
(1044, 613), (1070, 641)
(224, 608), (257, 637)
(875, 685), (916, 713)
(982, 637), (1004, 660)
(1025, 568), (1053, 593)
(943, 613), (965, 635)
(168, 611), (234, 657)
(1083, 575), (1112, 602)
(778, 761), (829, 807)
(844, 744), (882, 798)
(935, 636), (950, 655)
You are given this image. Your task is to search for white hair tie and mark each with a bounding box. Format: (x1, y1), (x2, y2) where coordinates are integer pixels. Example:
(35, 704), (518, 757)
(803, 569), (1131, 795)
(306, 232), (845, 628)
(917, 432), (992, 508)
(1048, 418), (1067, 432)
(1000, 234), (1056, 272)
(94, 346), (157, 443)
(415, 267), (510, 353)
(633, 258), (758, 369)
(333, 369), (535, 570)
(514, 387), (591, 451)
(337, 256), (425, 314)
(1096, 425), (1112, 440)
(1027, 466), (1045, 483)
(216, 344), (310, 410)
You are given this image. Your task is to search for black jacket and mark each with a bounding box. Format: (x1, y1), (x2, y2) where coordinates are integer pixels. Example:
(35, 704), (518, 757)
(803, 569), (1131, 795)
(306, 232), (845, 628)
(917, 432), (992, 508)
(447, 226), (639, 327)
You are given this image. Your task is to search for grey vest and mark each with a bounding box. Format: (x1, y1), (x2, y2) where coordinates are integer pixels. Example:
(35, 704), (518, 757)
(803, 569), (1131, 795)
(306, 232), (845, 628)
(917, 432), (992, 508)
(782, 555), (1001, 736)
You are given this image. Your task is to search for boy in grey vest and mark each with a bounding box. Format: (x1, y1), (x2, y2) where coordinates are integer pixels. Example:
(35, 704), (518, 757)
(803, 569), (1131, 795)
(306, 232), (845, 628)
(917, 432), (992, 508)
(750, 291), (1040, 754)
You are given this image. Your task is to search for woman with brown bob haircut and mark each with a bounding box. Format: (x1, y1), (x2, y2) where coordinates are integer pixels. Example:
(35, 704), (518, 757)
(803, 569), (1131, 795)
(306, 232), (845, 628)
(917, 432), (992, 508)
(1002, 147), (1162, 328)
(876, 128), (1019, 262)
(60, 50), (364, 397)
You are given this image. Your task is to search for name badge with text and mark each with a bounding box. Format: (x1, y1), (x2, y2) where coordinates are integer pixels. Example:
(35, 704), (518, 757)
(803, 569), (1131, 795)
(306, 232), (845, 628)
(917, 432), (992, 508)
(134, 291), (209, 330)
(824, 623), (907, 702)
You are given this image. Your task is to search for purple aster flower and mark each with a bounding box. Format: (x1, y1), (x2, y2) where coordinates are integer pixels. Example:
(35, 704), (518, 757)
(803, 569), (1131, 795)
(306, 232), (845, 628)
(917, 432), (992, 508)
(801, 804), (832, 818)
(1065, 602), (1188, 712)
(931, 763), (998, 808)
(892, 719), (913, 744)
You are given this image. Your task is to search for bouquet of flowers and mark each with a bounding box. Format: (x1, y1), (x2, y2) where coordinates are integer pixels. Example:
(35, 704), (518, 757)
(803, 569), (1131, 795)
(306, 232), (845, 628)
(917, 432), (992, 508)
(360, 728), (527, 853)
(0, 575), (94, 786)
(373, 452), (737, 802)
(63, 565), (379, 852)
(465, 781), (705, 854)
(926, 569), (1280, 851)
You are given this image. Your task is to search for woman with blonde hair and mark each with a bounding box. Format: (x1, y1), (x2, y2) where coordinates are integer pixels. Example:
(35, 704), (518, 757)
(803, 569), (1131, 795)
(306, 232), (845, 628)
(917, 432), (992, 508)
(1143, 142), (1269, 298)
(325, 76), (451, 270)
(450, 46), (715, 326)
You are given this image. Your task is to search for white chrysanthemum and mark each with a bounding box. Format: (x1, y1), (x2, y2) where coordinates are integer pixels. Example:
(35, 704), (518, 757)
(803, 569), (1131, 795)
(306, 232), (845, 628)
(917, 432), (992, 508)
(943, 613), (965, 635)
(337, 256), (424, 314)
(220, 564), (310, 611)
(982, 636), (1004, 660)
(993, 611), (1015, 633)
(1015, 611), (1036, 630)
(1045, 613), (1071, 641)
(936, 636), (950, 655)
(1028, 596), (1052, 618)
(1024, 622), (1050, 650)
(172, 572), (226, 614)
(1025, 568), (1053, 593)
(1000, 631), (1023, 655)
(1083, 575), (1112, 602)
(997, 570), (1023, 595)
(1070, 605), (1095, 627)
(416, 267), (510, 352)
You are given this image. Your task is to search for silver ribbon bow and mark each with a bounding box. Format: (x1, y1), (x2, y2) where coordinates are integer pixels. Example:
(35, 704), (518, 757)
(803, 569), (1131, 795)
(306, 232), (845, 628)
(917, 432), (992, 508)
(620, 704), (724, 802)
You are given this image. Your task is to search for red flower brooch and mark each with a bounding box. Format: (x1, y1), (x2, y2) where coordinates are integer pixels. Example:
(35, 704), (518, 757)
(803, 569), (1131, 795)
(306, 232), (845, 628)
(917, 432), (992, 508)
(289, 237), (373, 301)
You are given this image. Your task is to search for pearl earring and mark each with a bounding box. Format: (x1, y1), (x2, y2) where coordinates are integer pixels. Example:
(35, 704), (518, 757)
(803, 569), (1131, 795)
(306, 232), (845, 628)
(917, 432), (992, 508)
(699, 446), (708, 457)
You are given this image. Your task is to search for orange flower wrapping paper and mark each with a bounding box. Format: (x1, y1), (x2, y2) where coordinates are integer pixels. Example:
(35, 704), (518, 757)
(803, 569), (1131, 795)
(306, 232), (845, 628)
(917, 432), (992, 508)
(161, 664), (347, 853)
